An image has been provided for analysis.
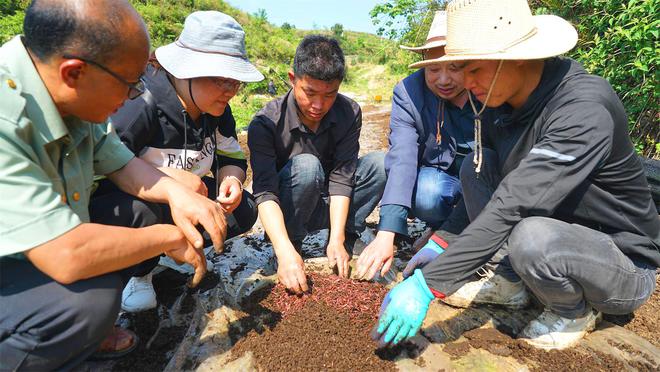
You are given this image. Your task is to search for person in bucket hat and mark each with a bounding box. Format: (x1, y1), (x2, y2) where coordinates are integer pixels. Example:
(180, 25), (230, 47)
(100, 11), (263, 313)
(374, 0), (659, 350)
(356, 11), (500, 282)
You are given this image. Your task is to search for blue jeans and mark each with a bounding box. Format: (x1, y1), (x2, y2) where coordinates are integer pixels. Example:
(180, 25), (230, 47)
(278, 152), (386, 242)
(411, 167), (462, 229)
(461, 149), (657, 318)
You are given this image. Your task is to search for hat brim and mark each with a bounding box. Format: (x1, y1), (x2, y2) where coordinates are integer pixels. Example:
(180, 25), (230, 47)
(423, 15), (577, 64)
(155, 43), (264, 82)
(400, 39), (447, 53)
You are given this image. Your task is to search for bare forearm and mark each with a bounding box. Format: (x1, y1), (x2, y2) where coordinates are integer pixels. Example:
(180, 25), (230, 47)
(108, 157), (180, 203)
(258, 200), (295, 257)
(26, 223), (186, 284)
(329, 195), (350, 243)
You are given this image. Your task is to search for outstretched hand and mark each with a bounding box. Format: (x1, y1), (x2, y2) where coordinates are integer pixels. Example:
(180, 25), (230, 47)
(372, 269), (435, 347)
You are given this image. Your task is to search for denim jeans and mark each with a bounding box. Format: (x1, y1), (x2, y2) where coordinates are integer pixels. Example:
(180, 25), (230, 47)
(278, 152), (386, 242)
(411, 166), (462, 229)
(461, 149), (657, 318)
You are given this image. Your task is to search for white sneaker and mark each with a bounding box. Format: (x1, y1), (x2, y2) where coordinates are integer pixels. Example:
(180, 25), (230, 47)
(519, 309), (601, 350)
(442, 267), (530, 309)
(121, 273), (157, 313)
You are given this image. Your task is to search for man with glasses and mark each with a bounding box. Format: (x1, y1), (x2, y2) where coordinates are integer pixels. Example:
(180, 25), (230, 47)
(0, 0), (228, 369)
(62, 54), (147, 99)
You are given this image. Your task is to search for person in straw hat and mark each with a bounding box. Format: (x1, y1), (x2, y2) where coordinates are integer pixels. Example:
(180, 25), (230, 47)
(373, 0), (658, 350)
(356, 11), (502, 282)
(103, 10), (263, 313)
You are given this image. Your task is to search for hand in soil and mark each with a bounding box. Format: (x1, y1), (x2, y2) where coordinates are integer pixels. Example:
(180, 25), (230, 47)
(374, 269), (434, 346)
(165, 243), (207, 287)
(356, 231), (395, 280)
(326, 240), (350, 277)
(277, 249), (308, 294)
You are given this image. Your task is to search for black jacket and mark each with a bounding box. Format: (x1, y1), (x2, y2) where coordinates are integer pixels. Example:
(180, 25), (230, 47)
(110, 65), (247, 178)
(423, 57), (660, 294)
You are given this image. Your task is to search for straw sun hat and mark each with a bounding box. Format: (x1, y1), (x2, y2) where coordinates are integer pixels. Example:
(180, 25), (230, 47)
(401, 11), (448, 53)
(155, 11), (264, 82)
(433, 0), (577, 63)
(401, 11), (452, 69)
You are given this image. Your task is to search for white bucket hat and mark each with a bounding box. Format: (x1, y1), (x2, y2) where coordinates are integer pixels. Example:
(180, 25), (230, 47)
(433, 0), (577, 63)
(401, 11), (448, 53)
(155, 11), (264, 82)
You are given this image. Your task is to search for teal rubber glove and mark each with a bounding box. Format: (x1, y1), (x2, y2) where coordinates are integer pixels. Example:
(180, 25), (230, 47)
(373, 269), (435, 346)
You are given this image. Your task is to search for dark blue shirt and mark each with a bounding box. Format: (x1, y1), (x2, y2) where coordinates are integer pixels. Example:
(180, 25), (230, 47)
(379, 69), (476, 235)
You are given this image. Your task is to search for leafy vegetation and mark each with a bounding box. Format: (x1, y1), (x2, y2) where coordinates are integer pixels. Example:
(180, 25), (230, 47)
(371, 0), (658, 158)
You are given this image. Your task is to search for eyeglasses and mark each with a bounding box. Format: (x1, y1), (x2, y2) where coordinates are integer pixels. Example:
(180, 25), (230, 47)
(210, 77), (243, 92)
(63, 54), (146, 100)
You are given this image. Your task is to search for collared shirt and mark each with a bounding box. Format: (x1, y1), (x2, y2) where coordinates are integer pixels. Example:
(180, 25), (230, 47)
(247, 90), (361, 206)
(0, 36), (134, 258)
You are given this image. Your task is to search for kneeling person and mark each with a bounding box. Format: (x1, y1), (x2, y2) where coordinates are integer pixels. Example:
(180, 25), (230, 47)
(107, 11), (261, 312)
(248, 35), (386, 293)
(375, 0), (659, 350)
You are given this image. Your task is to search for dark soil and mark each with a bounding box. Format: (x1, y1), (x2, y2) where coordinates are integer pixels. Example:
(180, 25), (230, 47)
(443, 328), (629, 371)
(604, 275), (660, 347)
(229, 273), (397, 372)
(111, 269), (219, 372)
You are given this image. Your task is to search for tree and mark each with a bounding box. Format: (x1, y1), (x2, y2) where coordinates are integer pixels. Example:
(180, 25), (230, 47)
(281, 22), (295, 31)
(331, 23), (344, 39)
(253, 8), (268, 24)
(370, 0), (446, 45)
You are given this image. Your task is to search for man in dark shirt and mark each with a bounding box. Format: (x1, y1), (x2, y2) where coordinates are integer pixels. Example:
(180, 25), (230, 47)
(248, 35), (386, 293)
(374, 0), (658, 351)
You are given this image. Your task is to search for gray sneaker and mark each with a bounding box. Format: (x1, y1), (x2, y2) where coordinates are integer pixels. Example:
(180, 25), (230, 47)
(518, 309), (601, 350)
(442, 267), (530, 309)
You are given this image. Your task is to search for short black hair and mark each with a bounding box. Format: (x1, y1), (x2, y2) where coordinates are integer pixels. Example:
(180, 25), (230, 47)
(23, 0), (124, 63)
(293, 35), (345, 81)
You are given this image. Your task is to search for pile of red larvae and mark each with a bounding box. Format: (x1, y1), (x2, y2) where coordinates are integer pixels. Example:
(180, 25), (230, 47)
(265, 272), (389, 321)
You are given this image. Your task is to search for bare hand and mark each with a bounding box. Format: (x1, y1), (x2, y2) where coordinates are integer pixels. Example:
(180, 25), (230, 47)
(165, 241), (207, 287)
(327, 239), (350, 278)
(356, 232), (395, 280)
(277, 247), (308, 294)
(216, 177), (243, 214)
(168, 185), (227, 252)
